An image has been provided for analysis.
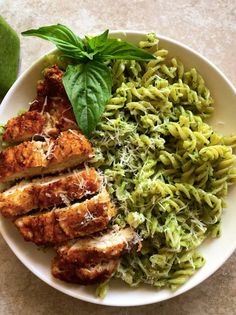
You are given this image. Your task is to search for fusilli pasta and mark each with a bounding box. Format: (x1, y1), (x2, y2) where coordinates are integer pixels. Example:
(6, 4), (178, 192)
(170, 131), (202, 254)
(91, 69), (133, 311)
(90, 33), (236, 290)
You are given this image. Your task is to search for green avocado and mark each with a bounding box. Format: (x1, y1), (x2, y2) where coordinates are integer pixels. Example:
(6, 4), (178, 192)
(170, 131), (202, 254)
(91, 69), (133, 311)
(0, 16), (20, 100)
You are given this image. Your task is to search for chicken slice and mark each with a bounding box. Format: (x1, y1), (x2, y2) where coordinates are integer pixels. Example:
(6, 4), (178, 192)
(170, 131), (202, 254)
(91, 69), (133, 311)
(36, 65), (67, 98)
(3, 65), (77, 143)
(30, 66), (73, 116)
(0, 130), (93, 183)
(56, 226), (139, 266)
(2, 106), (77, 143)
(3, 100), (77, 143)
(2, 111), (46, 143)
(0, 168), (101, 218)
(51, 256), (118, 285)
(14, 190), (116, 245)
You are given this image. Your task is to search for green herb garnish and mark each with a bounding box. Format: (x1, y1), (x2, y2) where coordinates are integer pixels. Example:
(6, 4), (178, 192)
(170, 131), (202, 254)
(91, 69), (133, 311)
(22, 25), (155, 136)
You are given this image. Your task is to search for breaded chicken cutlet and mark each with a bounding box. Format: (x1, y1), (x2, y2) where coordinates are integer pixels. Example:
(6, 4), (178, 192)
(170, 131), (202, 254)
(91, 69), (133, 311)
(0, 130), (93, 183)
(52, 226), (139, 285)
(3, 66), (77, 143)
(52, 257), (119, 285)
(56, 226), (139, 266)
(15, 190), (117, 245)
(36, 65), (67, 98)
(3, 111), (47, 143)
(0, 168), (101, 218)
(2, 105), (77, 143)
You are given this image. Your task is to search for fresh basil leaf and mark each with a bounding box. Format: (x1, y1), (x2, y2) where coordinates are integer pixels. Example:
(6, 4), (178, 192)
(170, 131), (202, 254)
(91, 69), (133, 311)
(96, 38), (155, 61)
(63, 61), (112, 136)
(22, 25), (157, 134)
(86, 29), (109, 52)
(22, 24), (91, 61)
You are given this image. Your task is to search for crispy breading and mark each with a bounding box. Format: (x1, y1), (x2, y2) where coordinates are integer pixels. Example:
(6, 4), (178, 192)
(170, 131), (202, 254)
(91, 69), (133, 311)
(0, 130), (93, 183)
(43, 97), (77, 133)
(31, 65), (77, 133)
(30, 66), (69, 111)
(0, 141), (47, 183)
(14, 190), (116, 245)
(2, 111), (46, 143)
(56, 226), (139, 266)
(3, 65), (77, 143)
(3, 104), (77, 143)
(29, 97), (77, 135)
(3, 98), (77, 143)
(36, 65), (66, 98)
(0, 168), (101, 218)
(51, 256), (118, 285)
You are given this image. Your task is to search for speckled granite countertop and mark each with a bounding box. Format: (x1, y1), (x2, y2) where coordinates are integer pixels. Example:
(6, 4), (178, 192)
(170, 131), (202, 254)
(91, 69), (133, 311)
(0, 0), (235, 314)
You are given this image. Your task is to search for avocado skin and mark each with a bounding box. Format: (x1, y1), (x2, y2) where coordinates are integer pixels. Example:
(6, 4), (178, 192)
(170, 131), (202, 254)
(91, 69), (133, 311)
(0, 16), (20, 100)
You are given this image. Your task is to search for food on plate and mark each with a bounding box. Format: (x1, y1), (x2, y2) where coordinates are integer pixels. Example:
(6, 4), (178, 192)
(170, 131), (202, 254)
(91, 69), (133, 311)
(1, 25), (236, 298)
(3, 111), (47, 143)
(52, 256), (119, 285)
(0, 168), (101, 218)
(0, 130), (93, 183)
(3, 66), (77, 143)
(0, 16), (20, 99)
(52, 226), (139, 285)
(14, 190), (116, 245)
(90, 34), (236, 289)
(36, 65), (67, 98)
(56, 225), (140, 265)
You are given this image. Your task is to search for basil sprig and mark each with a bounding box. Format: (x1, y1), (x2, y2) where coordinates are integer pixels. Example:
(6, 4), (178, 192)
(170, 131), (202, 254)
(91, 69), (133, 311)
(22, 25), (155, 136)
(63, 62), (112, 135)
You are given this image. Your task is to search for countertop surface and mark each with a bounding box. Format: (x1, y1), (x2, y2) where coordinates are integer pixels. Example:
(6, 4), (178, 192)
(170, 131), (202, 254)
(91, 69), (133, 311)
(0, 0), (235, 314)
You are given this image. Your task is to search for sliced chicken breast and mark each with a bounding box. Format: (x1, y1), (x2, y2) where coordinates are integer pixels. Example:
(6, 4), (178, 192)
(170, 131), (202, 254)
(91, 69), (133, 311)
(3, 65), (77, 143)
(35, 65), (67, 98)
(2, 111), (47, 143)
(3, 107), (77, 143)
(3, 101), (77, 143)
(0, 130), (93, 183)
(15, 190), (116, 245)
(52, 256), (119, 285)
(56, 226), (139, 266)
(0, 168), (101, 218)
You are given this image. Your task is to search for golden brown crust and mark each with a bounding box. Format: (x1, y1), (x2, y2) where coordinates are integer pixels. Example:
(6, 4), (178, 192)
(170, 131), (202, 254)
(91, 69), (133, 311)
(30, 65), (71, 114)
(2, 111), (46, 143)
(3, 65), (77, 143)
(36, 65), (66, 98)
(3, 103), (77, 143)
(3, 98), (77, 143)
(57, 190), (116, 239)
(0, 130), (93, 183)
(0, 141), (47, 183)
(45, 98), (77, 133)
(29, 98), (77, 137)
(14, 191), (116, 245)
(56, 227), (138, 266)
(51, 256), (118, 285)
(0, 168), (101, 218)
(49, 130), (91, 164)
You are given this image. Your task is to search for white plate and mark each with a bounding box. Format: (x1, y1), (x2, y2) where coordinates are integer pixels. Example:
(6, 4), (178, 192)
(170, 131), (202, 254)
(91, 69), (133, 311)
(0, 31), (236, 307)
